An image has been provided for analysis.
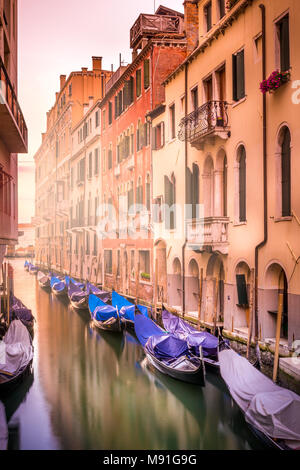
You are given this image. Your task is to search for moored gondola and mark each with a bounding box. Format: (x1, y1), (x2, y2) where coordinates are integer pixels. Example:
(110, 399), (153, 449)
(88, 294), (121, 332)
(134, 313), (205, 386)
(50, 276), (68, 298)
(9, 295), (35, 338)
(28, 264), (38, 275)
(111, 291), (149, 329)
(162, 309), (220, 370)
(219, 343), (300, 450)
(37, 271), (51, 290)
(0, 320), (34, 399)
(68, 279), (87, 310)
(24, 261), (29, 272)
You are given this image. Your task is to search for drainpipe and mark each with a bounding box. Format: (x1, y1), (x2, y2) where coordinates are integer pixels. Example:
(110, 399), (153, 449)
(182, 62), (189, 317)
(254, 4), (267, 365)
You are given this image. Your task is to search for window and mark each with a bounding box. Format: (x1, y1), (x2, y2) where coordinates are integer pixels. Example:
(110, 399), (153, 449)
(103, 148), (106, 172)
(238, 146), (246, 222)
(108, 102), (112, 125)
(88, 153), (92, 179)
(104, 250), (112, 274)
(144, 59), (150, 89)
(146, 174), (151, 211)
(139, 251), (150, 280)
(108, 149), (113, 170)
(78, 158), (85, 183)
(152, 122), (165, 150)
(281, 127), (291, 217)
(93, 233), (98, 256)
(153, 196), (163, 223)
(186, 163), (199, 219)
(136, 176), (143, 208)
(128, 181), (134, 214)
(169, 104), (175, 140)
(276, 14), (290, 72)
(164, 174), (176, 229)
(191, 87), (198, 111)
(204, 1), (212, 32)
(102, 110), (106, 130)
(117, 250), (120, 277)
(233, 49), (245, 102)
(136, 69), (142, 97)
(218, 0), (225, 19)
(68, 84), (72, 96)
(86, 233), (90, 255)
(131, 250), (135, 279)
(95, 110), (100, 127)
(94, 148), (99, 175)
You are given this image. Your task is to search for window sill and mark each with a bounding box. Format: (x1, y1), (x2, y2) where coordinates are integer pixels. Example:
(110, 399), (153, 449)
(274, 216), (292, 223)
(232, 96), (247, 108)
(140, 279), (152, 286)
(233, 221), (247, 226)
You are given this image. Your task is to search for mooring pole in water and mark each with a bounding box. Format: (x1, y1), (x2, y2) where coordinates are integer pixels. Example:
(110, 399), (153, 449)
(247, 269), (255, 360)
(197, 268), (203, 331)
(273, 270), (284, 382)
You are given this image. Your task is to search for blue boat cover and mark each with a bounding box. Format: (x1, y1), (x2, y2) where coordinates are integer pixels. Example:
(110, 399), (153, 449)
(87, 283), (111, 303)
(50, 276), (65, 292)
(134, 313), (166, 347)
(24, 260), (29, 267)
(111, 292), (148, 322)
(162, 309), (218, 357)
(88, 294), (118, 322)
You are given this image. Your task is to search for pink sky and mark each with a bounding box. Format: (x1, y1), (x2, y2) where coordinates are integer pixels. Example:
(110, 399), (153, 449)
(17, 0), (184, 223)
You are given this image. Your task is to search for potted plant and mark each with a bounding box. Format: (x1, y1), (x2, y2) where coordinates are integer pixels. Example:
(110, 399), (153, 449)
(140, 271), (150, 281)
(260, 70), (290, 94)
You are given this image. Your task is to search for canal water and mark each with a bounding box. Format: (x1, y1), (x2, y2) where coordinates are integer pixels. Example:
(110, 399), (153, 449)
(1, 259), (263, 450)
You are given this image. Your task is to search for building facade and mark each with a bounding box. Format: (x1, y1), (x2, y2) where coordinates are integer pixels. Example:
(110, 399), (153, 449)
(34, 57), (112, 272)
(0, 0), (27, 267)
(152, 0), (300, 356)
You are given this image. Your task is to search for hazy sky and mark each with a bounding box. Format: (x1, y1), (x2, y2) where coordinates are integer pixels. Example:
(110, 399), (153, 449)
(17, 0), (184, 222)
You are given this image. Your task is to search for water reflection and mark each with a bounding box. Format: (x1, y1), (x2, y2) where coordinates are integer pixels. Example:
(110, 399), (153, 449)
(6, 259), (261, 450)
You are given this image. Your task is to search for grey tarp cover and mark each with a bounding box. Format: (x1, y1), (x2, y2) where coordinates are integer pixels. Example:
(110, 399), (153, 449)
(0, 320), (33, 376)
(219, 349), (300, 441)
(0, 401), (8, 450)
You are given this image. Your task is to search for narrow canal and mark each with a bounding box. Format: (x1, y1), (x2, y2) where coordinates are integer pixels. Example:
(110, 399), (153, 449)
(2, 259), (263, 450)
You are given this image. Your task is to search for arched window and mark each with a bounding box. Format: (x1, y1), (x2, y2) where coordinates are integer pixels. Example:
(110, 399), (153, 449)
(281, 127), (291, 217)
(136, 176), (143, 208)
(238, 146), (246, 222)
(146, 174), (151, 211)
(223, 156), (227, 217)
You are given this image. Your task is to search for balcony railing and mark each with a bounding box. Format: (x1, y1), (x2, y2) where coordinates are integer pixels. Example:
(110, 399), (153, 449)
(178, 101), (229, 147)
(187, 217), (230, 255)
(130, 14), (183, 49)
(0, 57), (28, 153)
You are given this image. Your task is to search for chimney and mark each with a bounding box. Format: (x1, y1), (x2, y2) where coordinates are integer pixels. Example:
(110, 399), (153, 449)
(184, 0), (199, 54)
(92, 56), (102, 71)
(60, 74), (66, 90)
(81, 67), (88, 73)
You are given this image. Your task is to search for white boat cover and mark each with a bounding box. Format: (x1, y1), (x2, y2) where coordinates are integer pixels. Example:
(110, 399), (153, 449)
(0, 401), (8, 450)
(219, 349), (300, 441)
(0, 320), (33, 376)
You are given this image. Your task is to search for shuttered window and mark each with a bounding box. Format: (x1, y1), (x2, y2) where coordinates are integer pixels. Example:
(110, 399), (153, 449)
(186, 165), (199, 219)
(204, 1), (212, 32)
(239, 146), (246, 222)
(170, 104), (175, 140)
(146, 175), (151, 211)
(218, 0), (225, 19)
(108, 102), (112, 125)
(144, 59), (150, 89)
(108, 149), (112, 170)
(164, 175), (176, 230)
(129, 76), (134, 104)
(128, 183), (134, 214)
(223, 157), (227, 217)
(136, 69), (142, 97)
(136, 179), (143, 207)
(281, 127), (291, 217)
(104, 250), (112, 274)
(94, 149), (99, 175)
(152, 122), (165, 150)
(114, 96), (118, 119)
(233, 49), (245, 102)
(88, 153), (93, 179)
(277, 15), (290, 72)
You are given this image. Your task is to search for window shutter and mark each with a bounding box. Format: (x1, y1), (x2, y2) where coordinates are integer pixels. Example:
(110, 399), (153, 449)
(144, 59), (150, 89)
(281, 128), (291, 216)
(236, 274), (248, 306)
(164, 175), (171, 230)
(236, 50), (245, 101)
(280, 15), (290, 72)
(152, 126), (156, 150)
(161, 122), (165, 147)
(192, 164), (199, 219)
(232, 54), (237, 101)
(239, 148), (246, 222)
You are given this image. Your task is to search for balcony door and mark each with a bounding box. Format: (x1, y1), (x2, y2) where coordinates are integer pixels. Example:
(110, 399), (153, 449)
(203, 76), (213, 128)
(216, 66), (226, 124)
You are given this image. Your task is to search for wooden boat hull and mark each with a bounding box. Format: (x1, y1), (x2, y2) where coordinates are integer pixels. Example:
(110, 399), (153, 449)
(51, 286), (67, 298)
(70, 297), (88, 311)
(38, 279), (51, 290)
(92, 317), (122, 333)
(0, 361), (33, 399)
(145, 351), (205, 386)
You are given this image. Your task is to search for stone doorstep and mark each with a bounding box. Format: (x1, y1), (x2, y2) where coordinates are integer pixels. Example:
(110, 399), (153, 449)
(279, 357), (300, 381)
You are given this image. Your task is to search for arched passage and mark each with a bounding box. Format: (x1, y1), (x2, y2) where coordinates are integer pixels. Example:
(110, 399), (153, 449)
(168, 257), (182, 309)
(264, 263), (288, 341)
(186, 258), (200, 315)
(205, 254), (225, 323)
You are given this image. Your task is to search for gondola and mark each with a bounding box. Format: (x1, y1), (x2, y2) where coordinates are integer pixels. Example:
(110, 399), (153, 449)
(68, 279), (87, 310)
(219, 343), (300, 450)
(24, 261), (29, 272)
(50, 275), (68, 298)
(134, 312), (205, 386)
(0, 320), (34, 399)
(37, 271), (51, 290)
(0, 401), (8, 450)
(28, 264), (38, 275)
(88, 294), (121, 332)
(9, 294), (35, 338)
(111, 291), (149, 329)
(162, 309), (220, 370)
(87, 283), (111, 303)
